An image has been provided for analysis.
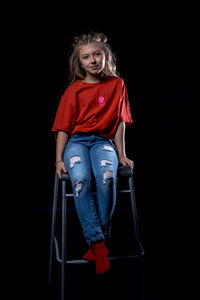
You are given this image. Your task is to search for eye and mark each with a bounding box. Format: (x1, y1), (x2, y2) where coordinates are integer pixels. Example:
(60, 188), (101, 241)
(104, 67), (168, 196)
(82, 55), (89, 60)
(95, 51), (101, 56)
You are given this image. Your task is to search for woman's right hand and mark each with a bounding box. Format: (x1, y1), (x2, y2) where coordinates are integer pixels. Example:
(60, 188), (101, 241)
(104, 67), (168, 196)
(56, 161), (67, 180)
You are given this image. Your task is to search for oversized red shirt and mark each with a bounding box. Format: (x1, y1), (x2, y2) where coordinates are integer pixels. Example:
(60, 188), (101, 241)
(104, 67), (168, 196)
(52, 76), (133, 138)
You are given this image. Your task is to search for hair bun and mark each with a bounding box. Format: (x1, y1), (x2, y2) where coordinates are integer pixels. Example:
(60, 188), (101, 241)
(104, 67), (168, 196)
(73, 36), (80, 46)
(97, 33), (107, 43)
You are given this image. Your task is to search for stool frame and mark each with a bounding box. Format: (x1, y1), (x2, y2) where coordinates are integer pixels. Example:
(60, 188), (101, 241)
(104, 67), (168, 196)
(48, 165), (145, 300)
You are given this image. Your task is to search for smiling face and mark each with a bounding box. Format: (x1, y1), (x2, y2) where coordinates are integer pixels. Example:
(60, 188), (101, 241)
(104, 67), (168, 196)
(79, 42), (106, 82)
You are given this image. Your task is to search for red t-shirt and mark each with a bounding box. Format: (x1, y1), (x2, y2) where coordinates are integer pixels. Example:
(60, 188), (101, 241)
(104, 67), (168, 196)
(52, 76), (133, 138)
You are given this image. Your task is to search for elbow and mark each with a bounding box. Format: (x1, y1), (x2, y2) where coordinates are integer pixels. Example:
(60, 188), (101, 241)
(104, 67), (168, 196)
(115, 121), (125, 136)
(118, 121), (126, 130)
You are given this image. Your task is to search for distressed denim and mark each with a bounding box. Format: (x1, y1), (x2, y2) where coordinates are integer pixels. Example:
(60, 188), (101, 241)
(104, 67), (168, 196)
(63, 134), (118, 245)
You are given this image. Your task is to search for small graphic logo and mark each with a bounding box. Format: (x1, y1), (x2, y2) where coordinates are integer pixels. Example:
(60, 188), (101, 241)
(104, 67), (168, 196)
(98, 96), (104, 105)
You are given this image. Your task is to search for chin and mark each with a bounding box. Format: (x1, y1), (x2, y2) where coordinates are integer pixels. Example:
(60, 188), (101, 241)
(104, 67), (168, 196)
(90, 69), (103, 75)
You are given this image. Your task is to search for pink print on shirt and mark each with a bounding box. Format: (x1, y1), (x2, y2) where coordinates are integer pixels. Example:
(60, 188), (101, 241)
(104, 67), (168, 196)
(98, 96), (104, 105)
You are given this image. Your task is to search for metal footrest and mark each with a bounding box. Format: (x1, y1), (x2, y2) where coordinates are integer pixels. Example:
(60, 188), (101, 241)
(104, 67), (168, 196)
(54, 236), (144, 264)
(66, 255), (144, 264)
(65, 189), (134, 197)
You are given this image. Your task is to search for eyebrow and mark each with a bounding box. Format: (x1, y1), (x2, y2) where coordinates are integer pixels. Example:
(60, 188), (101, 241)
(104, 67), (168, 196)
(80, 50), (102, 57)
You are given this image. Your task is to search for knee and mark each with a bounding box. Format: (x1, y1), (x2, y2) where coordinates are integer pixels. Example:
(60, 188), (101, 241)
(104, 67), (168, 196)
(96, 169), (116, 185)
(103, 170), (114, 184)
(97, 159), (117, 184)
(73, 176), (92, 198)
(101, 159), (116, 182)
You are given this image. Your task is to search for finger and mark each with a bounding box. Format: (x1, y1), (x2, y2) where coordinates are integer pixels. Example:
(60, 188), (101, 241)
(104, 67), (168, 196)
(120, 160), (127, 166)
(56, 167), (62, 180)
(57, 171), (61, 180)
(127, 162), (132, 168)
(62, 165), (67, 173)
(126, 159), (133, 169)
(57, 170), (61, 179)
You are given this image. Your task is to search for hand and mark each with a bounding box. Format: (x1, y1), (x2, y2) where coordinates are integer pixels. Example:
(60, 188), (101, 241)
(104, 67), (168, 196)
(56, 161), (67, 179)
(118, 155), (134, 169)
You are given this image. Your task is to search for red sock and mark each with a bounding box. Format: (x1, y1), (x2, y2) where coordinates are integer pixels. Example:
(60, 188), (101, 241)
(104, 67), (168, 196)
(83, 247), (95, 262)
(92, 240), (110, 274)
(83, 241), (109, 262)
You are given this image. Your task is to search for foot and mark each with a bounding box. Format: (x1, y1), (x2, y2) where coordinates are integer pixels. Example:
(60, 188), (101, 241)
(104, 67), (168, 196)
(83, 247), (96, 262)
(92, 240), (110, 274)
(83, 241), (109, 262)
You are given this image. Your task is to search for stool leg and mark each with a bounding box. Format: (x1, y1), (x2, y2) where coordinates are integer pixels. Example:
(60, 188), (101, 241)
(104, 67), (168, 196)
(129, 176), (144, 254)
(110, 176), (117, 218)
(48, 172), (59, 283)
(129, 176), (145, 300)
(61, 179), (67, 300)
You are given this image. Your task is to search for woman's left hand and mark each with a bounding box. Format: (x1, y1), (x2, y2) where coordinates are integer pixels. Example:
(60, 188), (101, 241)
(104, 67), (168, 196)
(118, 155), (134, 169)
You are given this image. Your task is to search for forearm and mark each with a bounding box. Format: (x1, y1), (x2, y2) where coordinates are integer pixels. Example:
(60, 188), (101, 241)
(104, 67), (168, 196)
(114, 122), (126, 158)
(114, 122), (134, 169)
(56, 131), (69, 162)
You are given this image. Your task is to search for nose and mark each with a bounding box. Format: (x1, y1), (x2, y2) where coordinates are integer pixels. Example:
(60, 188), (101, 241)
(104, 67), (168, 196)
(90, 54), (96, 64)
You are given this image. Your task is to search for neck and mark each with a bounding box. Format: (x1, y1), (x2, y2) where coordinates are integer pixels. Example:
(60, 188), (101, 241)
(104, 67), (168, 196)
(84, 74), (101, 83)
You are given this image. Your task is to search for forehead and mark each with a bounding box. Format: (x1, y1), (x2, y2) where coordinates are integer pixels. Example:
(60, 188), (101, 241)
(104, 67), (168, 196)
(79, 42), (102, 55)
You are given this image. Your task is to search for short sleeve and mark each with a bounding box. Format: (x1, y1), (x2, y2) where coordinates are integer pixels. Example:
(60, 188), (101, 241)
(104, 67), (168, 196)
(51, 87), (76, 133)
(119, 83), (133, 125)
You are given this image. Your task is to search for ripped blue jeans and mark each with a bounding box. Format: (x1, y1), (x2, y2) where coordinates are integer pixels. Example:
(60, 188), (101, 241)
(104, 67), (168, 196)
(63, 134), (118, 245)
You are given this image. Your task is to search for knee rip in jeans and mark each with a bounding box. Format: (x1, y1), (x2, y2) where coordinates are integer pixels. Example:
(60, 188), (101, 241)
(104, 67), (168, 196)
(75, 181), (82, 197)
(69, 156), (81, 168)
(103, 170), (113, 184)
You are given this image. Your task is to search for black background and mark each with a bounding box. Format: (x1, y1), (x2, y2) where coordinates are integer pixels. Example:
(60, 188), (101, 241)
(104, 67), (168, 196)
(7, 3), (199, 300)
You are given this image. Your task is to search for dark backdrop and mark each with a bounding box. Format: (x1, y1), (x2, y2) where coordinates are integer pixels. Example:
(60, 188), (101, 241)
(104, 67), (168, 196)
(11, 4), (199, 300)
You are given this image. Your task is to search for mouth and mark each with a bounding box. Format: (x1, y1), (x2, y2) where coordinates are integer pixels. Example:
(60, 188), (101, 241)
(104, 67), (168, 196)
(90, 65), (99, 69)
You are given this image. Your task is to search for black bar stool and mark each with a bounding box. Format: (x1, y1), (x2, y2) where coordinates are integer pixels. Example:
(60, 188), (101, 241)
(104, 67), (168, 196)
(48, 165), (145, 300)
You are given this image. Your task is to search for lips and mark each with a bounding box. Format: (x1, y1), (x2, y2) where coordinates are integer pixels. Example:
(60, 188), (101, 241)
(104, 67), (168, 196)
(90, 65), (99, 69)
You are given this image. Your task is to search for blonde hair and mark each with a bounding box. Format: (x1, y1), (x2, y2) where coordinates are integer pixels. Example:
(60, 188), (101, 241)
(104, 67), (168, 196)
(68, 32), (118, 84)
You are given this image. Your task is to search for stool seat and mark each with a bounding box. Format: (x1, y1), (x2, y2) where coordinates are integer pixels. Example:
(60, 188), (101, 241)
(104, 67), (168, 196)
(61, 164), (133, 181)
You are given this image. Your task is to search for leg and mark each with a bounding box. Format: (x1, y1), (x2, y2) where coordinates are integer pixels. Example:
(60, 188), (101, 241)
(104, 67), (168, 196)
(63, 138), (104, 245)
(87, 138), (118, 273)
(90, 138), (118, 239)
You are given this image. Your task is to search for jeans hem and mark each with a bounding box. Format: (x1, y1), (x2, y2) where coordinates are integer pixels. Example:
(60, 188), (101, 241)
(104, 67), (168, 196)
(88, 235), (105, 246)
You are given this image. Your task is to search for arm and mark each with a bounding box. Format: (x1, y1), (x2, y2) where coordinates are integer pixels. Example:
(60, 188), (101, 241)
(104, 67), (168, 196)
(114, 122), (134, 169)
(55, 131), (69, 179)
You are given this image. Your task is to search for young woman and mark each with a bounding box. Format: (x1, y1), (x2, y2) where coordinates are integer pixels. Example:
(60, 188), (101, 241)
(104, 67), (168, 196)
(52, 32), (133, 274)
